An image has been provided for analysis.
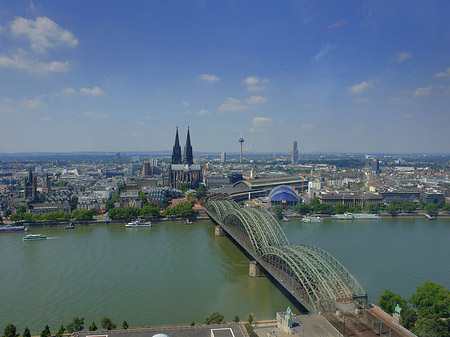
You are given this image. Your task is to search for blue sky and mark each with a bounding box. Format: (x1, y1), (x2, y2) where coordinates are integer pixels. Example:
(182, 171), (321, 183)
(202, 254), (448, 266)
(1, 0), (449, 154)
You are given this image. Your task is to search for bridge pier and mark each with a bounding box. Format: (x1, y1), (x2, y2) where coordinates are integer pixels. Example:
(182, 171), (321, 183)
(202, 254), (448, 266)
(249, 261), (266, 277)
(215, 225), (226, 237)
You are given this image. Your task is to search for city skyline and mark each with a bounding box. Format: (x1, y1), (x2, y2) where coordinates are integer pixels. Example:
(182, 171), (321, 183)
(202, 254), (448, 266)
(1, 1), (450, 154)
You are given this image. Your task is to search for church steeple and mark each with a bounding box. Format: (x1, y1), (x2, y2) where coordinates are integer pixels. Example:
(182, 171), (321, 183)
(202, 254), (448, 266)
(184, 127), (193, 165)
(172, 127), (182, 164)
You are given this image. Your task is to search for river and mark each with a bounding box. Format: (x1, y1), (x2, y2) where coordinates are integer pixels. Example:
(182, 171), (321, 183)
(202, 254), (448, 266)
(1, 217), (449, 333)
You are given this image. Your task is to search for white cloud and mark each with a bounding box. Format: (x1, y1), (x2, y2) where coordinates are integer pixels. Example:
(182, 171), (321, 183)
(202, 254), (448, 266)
(40, 116), (51, 121)
(301, 123), (314, 129)
(312, 42), (336, 62)
(218, 98), (248, 112)
(397, 52), (412, 63)
(414, 85), (444, 97)
(198, 74), (220, 82)
(81, 110), (111, 119)
(353, 97), (369, 104)
(197, 108), (210, 116)
(80, 86), (104, 96)
(0, 50), (71, 73)
(243, 76), (269, 91)
(61, 87), (76, 95)
(328, 20), (347, 30)
(181, 101), (189, 106)
(247, 96), (268, 104)
(130, 120), (145, 126)
(435, 67), (450, 78)
(11, 17), (78, 53)
(349, 80), (375, 94)
(252, 116), (272, 126)
(22, 96), (44, 109)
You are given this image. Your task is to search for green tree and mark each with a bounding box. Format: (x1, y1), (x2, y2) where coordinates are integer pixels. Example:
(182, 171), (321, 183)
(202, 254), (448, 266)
(181, 183), (190, 193)
(272, 205), (283, 218)
(401, 307), (417, 330)
(122, 321), (128, 330)
(413, 315), (450, 337)
(190, 321), (195, 326)
(101, 317), (116, 330)
(424, 203), (439, 214)
(55, 325), (65, 337)
(247, 313), (254, 325)
(23, 327), (31, 337)
(232, 315), (240, 322)
(3, 324), (19, 337)
(442, 203), (450, 212)
(378, 290), (407, 315)
(139, 192), (149, 206)
(140, 205), (160, 217)
(40, 324), (51, 337)
(401, 201), (417, 213)
(334, 203), (349, 214)
(196, 184), (207, 198)
(309, 198), (320, 212)
(410, 281), (450, 318)
(70, 196), (78, 211)
(118, 183), (126, 192)
(295, 203), (311, 215)
(17, 205), (27, 214)
(66, 317), (84, 333)
(316, 203), (334, 214)
(88, 322), (97, 331)
(365, 203), (380, 213)
(72, 209), (94, 220)
(205, 312), (225, 324)
(164, 202), (193, 218)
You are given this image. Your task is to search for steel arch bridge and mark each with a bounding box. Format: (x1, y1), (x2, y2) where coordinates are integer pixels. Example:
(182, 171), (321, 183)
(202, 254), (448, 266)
(206, 200), (367, 313)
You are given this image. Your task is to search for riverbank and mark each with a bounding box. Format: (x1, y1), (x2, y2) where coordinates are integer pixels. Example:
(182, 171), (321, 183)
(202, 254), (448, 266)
(283, 212), (450, 219)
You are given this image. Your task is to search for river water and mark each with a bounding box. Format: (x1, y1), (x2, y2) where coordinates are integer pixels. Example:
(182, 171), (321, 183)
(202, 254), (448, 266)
(1, 218), (449, 333)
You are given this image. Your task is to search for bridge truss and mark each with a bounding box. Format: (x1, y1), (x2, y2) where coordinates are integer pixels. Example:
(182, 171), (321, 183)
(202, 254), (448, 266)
(207, 200), (367, 313)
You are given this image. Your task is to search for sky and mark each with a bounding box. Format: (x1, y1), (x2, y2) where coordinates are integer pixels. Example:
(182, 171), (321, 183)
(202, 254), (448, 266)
(0, 0), (450, 154)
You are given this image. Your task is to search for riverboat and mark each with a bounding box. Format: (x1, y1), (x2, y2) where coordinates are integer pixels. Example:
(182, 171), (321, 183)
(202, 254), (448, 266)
(0, 224), (29, 233)
(64, 221), (75, 229)
(282, 216), (290, 222)
(332, 213), (380, 220)
(22, 234), (47, 241)
(126, 218), (152, 228)
(302, 216), (323, 223)
(331, 213), (355, 220)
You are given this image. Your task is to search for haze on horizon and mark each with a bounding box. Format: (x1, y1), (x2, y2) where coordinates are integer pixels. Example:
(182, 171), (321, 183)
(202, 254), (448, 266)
(0, 1), (449, 154)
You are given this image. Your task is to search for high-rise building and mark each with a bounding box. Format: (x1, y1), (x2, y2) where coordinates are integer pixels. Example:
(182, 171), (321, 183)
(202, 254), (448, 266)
(221, 151), (226, 164)
(239, 131), (244, 163)
(43, 174), (51, 194)
(372, 159), (381, 174)
(169, 127), (202, 189)
(291, 141), (299, 165)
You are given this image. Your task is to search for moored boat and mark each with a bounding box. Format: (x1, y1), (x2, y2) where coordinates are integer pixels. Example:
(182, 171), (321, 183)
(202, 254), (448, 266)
(64, 220), (75, 229)
(331, 213), (355, 220)
(126, 217), (152, 228)
(23, 234), (47, 241)
(0, 224), (29, 233)
(302, 216), (323, 223)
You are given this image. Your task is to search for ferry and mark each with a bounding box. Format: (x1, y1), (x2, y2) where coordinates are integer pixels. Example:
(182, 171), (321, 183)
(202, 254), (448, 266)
(23, 234), (47, 241)
(332, 213), (380, 220)
(126, 218), (152, 228)
(0, 224), (29, 233)
(302, 216), (323, 223)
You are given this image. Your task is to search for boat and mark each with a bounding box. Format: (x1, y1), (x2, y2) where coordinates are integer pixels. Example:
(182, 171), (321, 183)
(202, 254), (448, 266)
(302, 216), (323, 223)
(185, 219), (193, 225)
(126, 218), (152, 228)
(352, 213), (381, 220)
(282, 216), (290, 222)
(331, 213), (355, 220)
(22, 234), (47, 241)
(0, 224), (29, 233)
(64, 220), (75, 229)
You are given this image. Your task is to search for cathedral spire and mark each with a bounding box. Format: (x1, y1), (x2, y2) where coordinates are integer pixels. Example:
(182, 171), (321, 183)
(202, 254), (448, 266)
(172, 127), (182, 164)
(184, 127), (193, 165)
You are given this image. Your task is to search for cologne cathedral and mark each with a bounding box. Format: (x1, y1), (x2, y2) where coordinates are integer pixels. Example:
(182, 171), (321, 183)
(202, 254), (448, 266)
(169, 127), (202, 189)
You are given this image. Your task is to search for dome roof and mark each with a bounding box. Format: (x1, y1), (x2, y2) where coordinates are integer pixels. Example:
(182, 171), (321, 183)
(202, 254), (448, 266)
(269, 185), (299, 202)
(152, 334), (169, 337)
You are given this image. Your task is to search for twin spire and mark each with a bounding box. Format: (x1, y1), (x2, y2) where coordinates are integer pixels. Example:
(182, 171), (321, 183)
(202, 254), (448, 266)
(172, 127), (193, 165)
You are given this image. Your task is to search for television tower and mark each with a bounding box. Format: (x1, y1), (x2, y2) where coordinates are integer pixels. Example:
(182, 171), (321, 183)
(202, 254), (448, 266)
(239, 130), (244, 163)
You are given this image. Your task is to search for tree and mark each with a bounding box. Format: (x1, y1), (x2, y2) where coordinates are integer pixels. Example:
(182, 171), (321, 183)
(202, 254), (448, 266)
(190, 321), (195, 326)
(205, 312), (225, 324)
(272, 205), (283, 218)
(181, 183), (190, 193)
(122, 321), (128, 329)
(88, 322), (97, 331)
(118, 183), (126, 192)
(196, 184), (207, 198)
(378, 290), (407, 315)
(409, 281), (450, 318)
(23, 327), (31, 337)
(309, 198), (320, 212)
(247, 313), (254, 324)
(66, 317), (84, 333)
(365, 203), (380, 213)
(70, 196), (78, 211)
(40, 325), (51, 337)
(295, 203), (311, 215)
(101, 317), (116, 330)
(141, 205), (160, 217)
(401, 307), (417, 330)
(17, 205), (27, 214)
(316, 203), (334, 214)
(3, 324), (19, 337)
(334, 203), (349, 214)
(424, 203), (439, 214)
(401, 201), (417, 213)
(139, 192), (149, 206)
(55, 325), (65, 337)
(413, 315), (450, 337)
(233, 315), (240, 322)
(442, 203), (450, 212)
(72, 209), (94, 220)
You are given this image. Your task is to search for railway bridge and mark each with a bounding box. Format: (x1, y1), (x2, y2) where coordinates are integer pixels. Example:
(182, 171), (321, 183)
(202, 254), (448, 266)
(206, 200), (368, 314)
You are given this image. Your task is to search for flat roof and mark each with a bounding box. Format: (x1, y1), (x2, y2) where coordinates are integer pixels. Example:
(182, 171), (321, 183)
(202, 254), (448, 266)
(73, 323), (248, 337)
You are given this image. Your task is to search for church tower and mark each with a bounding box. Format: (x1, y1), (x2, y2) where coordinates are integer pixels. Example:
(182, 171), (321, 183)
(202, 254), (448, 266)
(171, 127), (182, 164)
(24, 168), (37, 201)
(184, 127), (193, 165)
